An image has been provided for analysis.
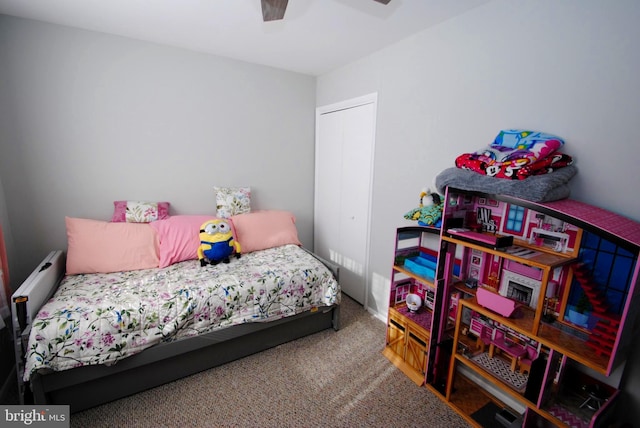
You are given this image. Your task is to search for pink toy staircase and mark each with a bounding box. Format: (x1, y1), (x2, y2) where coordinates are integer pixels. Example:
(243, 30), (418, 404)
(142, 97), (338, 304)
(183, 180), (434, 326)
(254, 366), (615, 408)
(572, 264), (620, 358)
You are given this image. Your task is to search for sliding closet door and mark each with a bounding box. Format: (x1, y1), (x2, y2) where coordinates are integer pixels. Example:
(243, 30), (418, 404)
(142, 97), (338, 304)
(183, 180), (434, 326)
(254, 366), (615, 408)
(315, 94), (376, 305)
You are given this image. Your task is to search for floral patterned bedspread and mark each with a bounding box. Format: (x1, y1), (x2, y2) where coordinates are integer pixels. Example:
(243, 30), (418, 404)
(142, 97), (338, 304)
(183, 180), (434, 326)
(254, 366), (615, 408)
(24, 245), (340, 381)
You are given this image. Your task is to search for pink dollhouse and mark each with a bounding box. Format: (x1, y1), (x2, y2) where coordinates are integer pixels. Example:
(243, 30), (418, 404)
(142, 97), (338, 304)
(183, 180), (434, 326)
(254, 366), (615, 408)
(384, 187), (640, 426)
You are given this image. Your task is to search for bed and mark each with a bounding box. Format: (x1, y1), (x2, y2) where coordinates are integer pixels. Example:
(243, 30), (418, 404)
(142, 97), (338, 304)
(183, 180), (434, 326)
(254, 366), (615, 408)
(11, 210), (340, 412)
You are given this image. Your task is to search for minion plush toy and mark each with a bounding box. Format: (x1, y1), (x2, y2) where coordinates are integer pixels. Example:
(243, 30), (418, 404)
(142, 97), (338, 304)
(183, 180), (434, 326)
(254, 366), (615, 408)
(197, 219), (241, 266)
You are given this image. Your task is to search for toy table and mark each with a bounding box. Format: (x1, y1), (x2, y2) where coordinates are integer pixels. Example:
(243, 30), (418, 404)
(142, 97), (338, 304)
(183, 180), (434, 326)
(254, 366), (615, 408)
(489, 337), (527, 372)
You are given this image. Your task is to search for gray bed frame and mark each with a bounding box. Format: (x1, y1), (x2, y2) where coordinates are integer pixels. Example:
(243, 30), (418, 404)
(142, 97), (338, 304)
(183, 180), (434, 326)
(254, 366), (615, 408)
(12, 249), (340, 413)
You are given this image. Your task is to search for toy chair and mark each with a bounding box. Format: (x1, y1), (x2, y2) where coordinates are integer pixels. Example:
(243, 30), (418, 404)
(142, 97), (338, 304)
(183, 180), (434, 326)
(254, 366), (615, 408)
(488, 328), (504, 358)
(518, 345), (539, 375)
(476, 325), (493, 353)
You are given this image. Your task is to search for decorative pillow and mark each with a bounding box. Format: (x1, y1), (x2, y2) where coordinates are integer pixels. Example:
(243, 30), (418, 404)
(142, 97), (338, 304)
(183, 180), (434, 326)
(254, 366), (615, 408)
(230, 210), (301, 253)
(66, 217), (159, 275)
(214, 187), (251, 218)
(149, 215), (218, 268)
(112, 201), (170, 223)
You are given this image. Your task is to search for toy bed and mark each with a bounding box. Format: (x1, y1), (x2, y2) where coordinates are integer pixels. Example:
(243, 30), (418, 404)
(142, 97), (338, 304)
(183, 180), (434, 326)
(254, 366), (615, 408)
(12, 211), (340, 412)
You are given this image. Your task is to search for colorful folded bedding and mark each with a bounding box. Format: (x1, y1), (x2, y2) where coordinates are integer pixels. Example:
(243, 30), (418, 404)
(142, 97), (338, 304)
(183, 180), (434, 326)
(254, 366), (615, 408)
(455, 130), (573, 180)
(24, 244), (340, 380)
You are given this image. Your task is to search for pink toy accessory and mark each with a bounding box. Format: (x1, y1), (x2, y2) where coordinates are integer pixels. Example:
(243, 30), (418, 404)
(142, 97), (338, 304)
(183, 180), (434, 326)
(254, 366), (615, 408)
(476, 287), (516, 317)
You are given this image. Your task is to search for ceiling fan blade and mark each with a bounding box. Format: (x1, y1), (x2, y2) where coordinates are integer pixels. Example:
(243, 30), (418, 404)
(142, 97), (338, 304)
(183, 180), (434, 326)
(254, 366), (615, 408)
(372, 0), (391, 4)
(261, 0), (288, 22)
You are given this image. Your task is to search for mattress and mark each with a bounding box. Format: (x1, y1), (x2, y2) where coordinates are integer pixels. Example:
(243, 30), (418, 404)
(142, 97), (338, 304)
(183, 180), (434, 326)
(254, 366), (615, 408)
(24, 244), (340, 380)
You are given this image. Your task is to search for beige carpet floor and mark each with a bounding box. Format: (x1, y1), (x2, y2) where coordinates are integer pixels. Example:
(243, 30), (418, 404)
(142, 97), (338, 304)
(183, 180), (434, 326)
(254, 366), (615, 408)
(70, 294), (469, 427)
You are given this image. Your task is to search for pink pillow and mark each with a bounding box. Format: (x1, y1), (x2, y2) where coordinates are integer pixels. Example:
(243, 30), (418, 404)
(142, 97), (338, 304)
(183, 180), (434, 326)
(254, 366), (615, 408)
(149, 215), (217, 268)
(111, 201), (170, 223)
(66, 217), (160, 275)
(231, 211), (301, 253)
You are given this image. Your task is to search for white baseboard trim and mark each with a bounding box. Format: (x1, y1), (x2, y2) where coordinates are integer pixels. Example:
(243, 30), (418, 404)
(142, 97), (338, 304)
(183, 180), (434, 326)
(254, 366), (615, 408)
(366, 306), (387, 324)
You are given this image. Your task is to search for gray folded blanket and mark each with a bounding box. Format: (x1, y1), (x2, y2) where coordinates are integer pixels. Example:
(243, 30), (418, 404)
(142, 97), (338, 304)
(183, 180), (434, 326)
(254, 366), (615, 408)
(435, 165), (578, 202)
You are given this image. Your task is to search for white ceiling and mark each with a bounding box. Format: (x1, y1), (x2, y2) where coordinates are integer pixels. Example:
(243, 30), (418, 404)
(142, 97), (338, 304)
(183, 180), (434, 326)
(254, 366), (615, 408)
(0, 0), (489, 76)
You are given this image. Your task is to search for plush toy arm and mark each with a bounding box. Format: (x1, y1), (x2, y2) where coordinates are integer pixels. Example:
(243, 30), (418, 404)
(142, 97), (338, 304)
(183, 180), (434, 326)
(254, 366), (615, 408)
(197, 243), (210, 266)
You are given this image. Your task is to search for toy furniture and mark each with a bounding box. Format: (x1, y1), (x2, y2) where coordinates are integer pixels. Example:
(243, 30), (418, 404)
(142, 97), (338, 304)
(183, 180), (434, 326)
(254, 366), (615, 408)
(518, 345), (539, 375)
(488, 329), (526, 372)
(476, 287), (516, 317)
(383, 187), (640, 427)
(382, 226), (440, 385)
(469, 316), (492, 353)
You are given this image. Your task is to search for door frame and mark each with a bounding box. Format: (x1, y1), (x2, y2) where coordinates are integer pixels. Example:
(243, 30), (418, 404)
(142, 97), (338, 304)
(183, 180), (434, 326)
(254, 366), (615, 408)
(314, 93), (377, 308)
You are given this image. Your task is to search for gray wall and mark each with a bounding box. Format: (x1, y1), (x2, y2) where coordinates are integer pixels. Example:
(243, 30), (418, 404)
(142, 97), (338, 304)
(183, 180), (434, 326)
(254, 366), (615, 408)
(0, 15), (316, 286)
(319, 0), (640, 323)
(317, 0), (640, 423)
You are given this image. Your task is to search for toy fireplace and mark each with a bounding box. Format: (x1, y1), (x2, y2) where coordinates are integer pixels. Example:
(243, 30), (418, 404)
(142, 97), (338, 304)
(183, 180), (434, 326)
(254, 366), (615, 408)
(499, 270), (542, 309)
